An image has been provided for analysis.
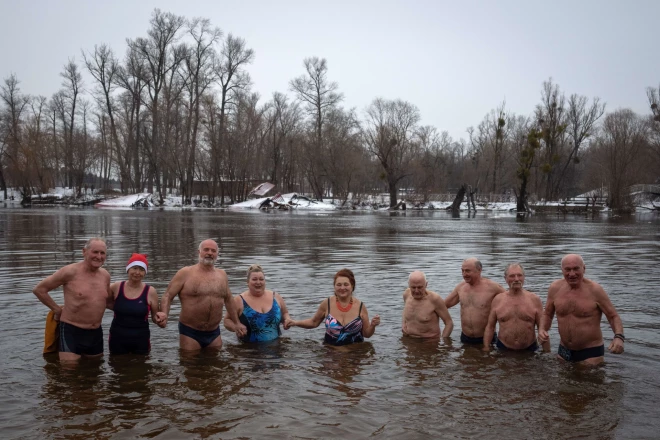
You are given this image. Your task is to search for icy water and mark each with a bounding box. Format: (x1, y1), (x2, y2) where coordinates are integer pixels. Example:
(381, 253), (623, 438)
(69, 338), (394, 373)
(0, 207), (659, 439)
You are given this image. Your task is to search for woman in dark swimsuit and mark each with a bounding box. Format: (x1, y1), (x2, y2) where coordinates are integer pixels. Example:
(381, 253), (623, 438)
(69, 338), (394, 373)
(109, 254), (165, 355)
(287, 268), (380, 346)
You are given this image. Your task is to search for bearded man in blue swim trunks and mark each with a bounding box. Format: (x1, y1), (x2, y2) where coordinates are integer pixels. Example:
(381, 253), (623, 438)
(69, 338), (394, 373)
(482, 263), (550, 353)
(160, 239), (247, 350)
(539, 254), (624, 366)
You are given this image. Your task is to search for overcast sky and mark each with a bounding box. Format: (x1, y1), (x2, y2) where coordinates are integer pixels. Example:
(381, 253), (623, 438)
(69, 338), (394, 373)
(1, 0), (658, 140)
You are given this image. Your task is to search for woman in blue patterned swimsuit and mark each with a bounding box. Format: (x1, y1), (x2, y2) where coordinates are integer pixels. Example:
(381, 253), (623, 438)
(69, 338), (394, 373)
(287, 268), (380, 346)
(224, 264), (292, 342)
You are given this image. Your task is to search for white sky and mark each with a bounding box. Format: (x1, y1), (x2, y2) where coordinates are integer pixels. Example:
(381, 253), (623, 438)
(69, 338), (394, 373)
(1, 0), (658, 141)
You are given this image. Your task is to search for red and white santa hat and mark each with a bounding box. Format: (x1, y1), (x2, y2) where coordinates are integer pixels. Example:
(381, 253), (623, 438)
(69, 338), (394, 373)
(126, 253), (148, 273)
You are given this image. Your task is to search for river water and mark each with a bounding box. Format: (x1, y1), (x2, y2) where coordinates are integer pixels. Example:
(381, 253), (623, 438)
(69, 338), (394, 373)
(0, 207), (659, 439)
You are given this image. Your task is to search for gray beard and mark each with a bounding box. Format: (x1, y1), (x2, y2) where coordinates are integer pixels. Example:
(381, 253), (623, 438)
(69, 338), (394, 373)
(199, 257), (215, 266)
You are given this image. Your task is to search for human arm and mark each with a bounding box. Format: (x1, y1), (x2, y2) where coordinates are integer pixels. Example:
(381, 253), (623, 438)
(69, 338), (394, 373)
(361, 303), (380, 338)
(538, 284), (556, 344)
(159, 269), (186, 327)
(32, 266), (73, 319)
(145, 286), (165, 327)
(482, 307), (497, 352)
(223, 295), (244, 332)
(444, 285), (460, 308)
(533, 294), (550, 352)
(435, 295), (454, 338)
(289, 299), (327, 329)
(274, 292), (293, 330)
(106, 281), (119, 311)
(223, 286), (247, 338)
(594, 284), (624, 354)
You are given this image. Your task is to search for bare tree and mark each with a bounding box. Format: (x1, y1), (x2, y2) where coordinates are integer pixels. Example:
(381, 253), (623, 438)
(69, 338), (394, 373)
(535, 79), (568, 200)
(214, 33), (254, 203)
(0, 74), (30, 198)
(594, 109), (648, 211)
(363, 98), (420, 207)
(82, 44), (127, 192)
(290, 57), (343, 199)
(552, 94), (605, 197)
(128, 8), (186, 200)
(60, 59), (83, 188)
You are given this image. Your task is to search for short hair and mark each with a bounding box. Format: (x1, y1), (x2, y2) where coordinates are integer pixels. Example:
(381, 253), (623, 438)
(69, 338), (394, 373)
(408, 271), (427, 284)
(334, 268), (356, 291)
(464, 258), (482, 271)
(504, 263), (525, 277)
(247, 264), (264, 280)
(84, 237), (106, 249)
(198, 239), (218, 251)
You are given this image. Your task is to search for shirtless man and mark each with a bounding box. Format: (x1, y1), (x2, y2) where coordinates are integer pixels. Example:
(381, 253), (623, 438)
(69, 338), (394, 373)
(33, 237), (112, 363)
(539, 254), (624, 366)
(160, 239), (247, 350)
(445, 258), (505, 345)
(483, 263), (550, 352)
(402, 271), (453, 339)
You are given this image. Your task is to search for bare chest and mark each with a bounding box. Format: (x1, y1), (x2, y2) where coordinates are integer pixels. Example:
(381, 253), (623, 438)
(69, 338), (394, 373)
(555, 293), (598, 319)
(496, 300), (536, 323)
(404, 300), (436, 322)
(181, 274), (226, 300)
(64, 275), (108, 303)
(459, 289), (493, 310)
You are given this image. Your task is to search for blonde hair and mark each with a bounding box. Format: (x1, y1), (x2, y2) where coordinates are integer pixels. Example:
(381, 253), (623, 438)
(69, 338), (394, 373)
(246, 264), (264, 280)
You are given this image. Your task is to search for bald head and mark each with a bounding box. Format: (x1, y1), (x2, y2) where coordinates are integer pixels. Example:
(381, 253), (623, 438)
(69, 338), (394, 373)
(463, 258), (482, 271)
(408, 271), (427, 284)
(561, 254), (584, 269)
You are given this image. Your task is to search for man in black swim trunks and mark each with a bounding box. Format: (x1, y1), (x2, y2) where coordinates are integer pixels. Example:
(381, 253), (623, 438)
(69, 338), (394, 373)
(33, 237), (113, 363)
(160, 239), (247, 350)
(539, 254), (624, 366)
(483, 263), (550, 353)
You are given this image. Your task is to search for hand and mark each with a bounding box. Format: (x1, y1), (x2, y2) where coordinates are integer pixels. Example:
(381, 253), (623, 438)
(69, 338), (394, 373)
(283, 318), (295, 330)
(608, 337), (624, 354)
(371, 315), (380, 327)
(53, 305), (63, 321)
(482, 345), (491, 352)
(538, 329), (549, 344)
(155, 312), (168, 328)
(235, 323), (247, 338)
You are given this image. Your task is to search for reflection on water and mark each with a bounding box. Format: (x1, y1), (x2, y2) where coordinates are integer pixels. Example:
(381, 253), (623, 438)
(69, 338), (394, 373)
(0, 208), (659, 438)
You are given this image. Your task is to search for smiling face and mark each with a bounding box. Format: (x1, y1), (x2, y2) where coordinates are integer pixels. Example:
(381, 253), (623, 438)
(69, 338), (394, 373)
(334, 276), (354, 300)
(461, 259), (482, 285)
(561, 254), (585, 287)
(127, 265), (146, 282)
(247, 271), (266, 294)
(82, 240), (107, 270)
(198, 240), (218, 266)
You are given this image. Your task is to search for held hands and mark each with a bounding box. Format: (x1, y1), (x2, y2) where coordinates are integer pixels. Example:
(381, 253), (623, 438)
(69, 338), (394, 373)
(538, 329), (549, 344)
(609, 337), (624, 354)
(155, 312), (167, 328)
(283, 318), (295, 330)
(371, 315), (380, 328)
(235, 322), (247, 338)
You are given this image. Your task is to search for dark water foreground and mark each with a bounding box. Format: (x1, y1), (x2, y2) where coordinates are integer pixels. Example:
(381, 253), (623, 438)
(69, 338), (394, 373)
(0, 207), (659, 439)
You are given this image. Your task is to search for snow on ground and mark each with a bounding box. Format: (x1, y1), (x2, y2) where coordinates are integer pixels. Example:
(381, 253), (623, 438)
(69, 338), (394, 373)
(230, 193), (336, 210)
(96, 193), (154, 207)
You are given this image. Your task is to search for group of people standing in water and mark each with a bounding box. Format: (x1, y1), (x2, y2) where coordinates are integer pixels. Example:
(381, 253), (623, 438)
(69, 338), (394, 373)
(33, 237), (625, 366)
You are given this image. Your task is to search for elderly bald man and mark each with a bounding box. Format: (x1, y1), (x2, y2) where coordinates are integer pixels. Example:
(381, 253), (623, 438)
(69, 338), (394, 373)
(402, 271), (453, 339)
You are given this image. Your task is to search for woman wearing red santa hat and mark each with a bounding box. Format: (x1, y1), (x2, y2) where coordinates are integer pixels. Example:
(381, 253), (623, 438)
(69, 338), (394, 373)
(109, 253), (165, 355)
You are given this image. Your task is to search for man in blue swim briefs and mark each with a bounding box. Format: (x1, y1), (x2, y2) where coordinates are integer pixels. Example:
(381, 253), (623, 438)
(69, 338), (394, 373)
(33, 237), (113, 364)
(539, 254), (624, 366)
(160, 239), (247, 350)
(445, 258), (506, 345)
(482, 263), (550, 353)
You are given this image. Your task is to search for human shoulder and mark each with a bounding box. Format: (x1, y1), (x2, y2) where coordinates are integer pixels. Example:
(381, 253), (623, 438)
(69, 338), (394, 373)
(403, 288), (412, 301)
(486, 278), (505, 293)
(427, 290), (443, 302)
(548, 278), (566, 295)
(525, 290), (543, 304)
